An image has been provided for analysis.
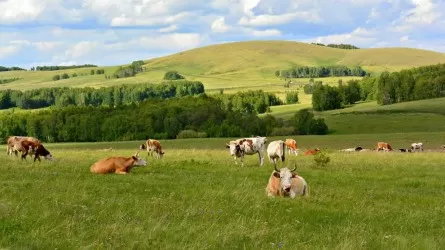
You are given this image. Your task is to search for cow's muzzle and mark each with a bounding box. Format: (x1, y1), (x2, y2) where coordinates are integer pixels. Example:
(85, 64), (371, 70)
(284, 187), (291, 192)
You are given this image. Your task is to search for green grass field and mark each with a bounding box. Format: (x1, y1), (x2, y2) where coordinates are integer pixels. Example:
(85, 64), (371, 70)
(1, 41), (445, 91)
(1, 136), (445, 249)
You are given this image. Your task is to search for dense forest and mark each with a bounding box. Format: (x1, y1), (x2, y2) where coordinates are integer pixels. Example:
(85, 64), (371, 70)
(32, 64), (98, 71)
(214, 90), (283, 114)
(0, 81), (205, 110)
(277, 65), (367, 78)
(0, 66), (26, 72)
(0, 95), (327, 143)
(311, 43), (360, 49)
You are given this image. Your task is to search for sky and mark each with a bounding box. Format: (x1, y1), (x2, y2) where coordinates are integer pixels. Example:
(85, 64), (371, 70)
(1, 0), (444, 68)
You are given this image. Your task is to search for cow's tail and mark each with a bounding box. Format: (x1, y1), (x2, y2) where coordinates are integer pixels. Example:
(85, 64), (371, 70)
(303, 183), (309, 197)
(281, 141), (286, 162)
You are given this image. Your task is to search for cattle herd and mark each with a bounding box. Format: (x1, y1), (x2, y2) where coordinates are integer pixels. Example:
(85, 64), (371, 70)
(5, 135), (445, 199)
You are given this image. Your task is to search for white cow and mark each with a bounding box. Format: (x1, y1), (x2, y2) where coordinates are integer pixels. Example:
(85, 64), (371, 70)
(266, 163), (308, 198)
(339, 146), (363, 152)
(267, 140), (286, 164)
(410, 142), (423, 152)
(226, 137), (267, 167)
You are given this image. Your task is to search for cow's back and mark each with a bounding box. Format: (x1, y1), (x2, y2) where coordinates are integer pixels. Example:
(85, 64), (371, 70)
(291, 176), (308, 196)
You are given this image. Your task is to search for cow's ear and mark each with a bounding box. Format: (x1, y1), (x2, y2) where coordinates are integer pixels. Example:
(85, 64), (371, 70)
(132, 156), (138, 160)
(225, 144), (230, 148)
(273, 172), (280, 178)
(291, 172), (298, 178)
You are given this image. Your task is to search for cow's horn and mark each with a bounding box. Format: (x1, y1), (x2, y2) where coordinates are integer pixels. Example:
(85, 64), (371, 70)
(274, 163), (280, 172)
(290, 163), (297, 172)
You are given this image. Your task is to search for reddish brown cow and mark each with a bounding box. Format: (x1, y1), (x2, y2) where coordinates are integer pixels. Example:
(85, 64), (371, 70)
(304, 148), (321, 156)
(376, 142), (393, 152)
(285, 139), (299, 155)
(7, 136), (40, 156)
(140, 139), (164, 159)
(90, 152), (147, 174)
(18, 139), (52, 162)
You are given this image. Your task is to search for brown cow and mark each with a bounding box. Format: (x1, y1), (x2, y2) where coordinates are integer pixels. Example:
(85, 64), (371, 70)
(140, 139), (164, 159)
(376, 142), (393, 152)
(7, 136), (40, 156)
(18, 140), (52, 162)
(90, 152), (147, 174)
(285, 139), (299, 155)
(266, 163), (308, 198)
(304, 148), (320, 156)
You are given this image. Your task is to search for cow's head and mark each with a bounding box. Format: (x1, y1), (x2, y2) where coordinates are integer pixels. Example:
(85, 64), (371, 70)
(226, 142), (242, 156)
(132, 152), (147, 166)
(273, 163), (297, 193)
(139, 144), (146, 150)
(36, 145), (53, 160)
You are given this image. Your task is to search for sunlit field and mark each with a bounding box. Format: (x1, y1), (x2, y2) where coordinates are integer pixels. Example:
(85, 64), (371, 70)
(1, 135), (445, 249)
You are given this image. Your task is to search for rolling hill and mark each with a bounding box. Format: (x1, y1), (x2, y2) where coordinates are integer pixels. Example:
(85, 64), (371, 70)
(1, 40), (445, 92)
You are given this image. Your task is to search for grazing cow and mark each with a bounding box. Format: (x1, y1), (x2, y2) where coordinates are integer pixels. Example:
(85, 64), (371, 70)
(304, 148), (320, 156)
(285, 139), (299, 155)
(266, 163), (308, 198)
(376, 142), (393, 152)
(140, 139), (164, 159)
(19, 140), (52, 162)
(410, 142), (423, 152)
(267, 140), (286, 164)
(90, 152), (147, 174)
(225, 137), (267, 167)
(7, 136), (40, 156)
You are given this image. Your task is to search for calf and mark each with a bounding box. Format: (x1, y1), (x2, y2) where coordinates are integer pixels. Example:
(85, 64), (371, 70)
(376, 142), (393, 152)
(140, 139), (164, 159)
(266, 163), (308, 198)
(285, 139), (299, 155)
(267, 140), (286, 164)
(304, 148), (320, 156)
(90, 152), (147, 174)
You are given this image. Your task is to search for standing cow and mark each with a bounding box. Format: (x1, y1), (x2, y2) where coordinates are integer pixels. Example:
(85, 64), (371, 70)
(267, 140), (286, 164)
(376, 142), (393, 152)
(7, 136), (40, 157)
(285, 139), (299, 155)
(410, 142), (423, 152)
(225, 137), (267, 167)
(266, 163), (308, 198)
(90, 152), (147, 174)
(140, 139), (164, 159)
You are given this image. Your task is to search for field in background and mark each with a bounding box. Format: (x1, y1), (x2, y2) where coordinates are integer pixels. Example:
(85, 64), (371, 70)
(1, 138), (445, 249)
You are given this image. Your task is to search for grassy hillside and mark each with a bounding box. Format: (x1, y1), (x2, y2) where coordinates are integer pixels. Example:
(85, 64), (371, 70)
(1, 41), (444, 91)
(266, 97), (445, 135)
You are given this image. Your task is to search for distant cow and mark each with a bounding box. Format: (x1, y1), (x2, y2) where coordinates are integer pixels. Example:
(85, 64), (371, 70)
(266, 163), (308, 198)
(267, 140), (286, 164)
(226, 137), (267, 167)
(20, 140), (52, 162)
(140, 139), (164, 159)
(90, 152), (147, 174)
(339, 146), (363, 152)
(399, 148), (412, 153)
(7, 136), (40, 157)
(304, 148), (320, 156)
(285, 139), (299, 155)
(410, 142), (423, 152)
(376, 142), (393, 152)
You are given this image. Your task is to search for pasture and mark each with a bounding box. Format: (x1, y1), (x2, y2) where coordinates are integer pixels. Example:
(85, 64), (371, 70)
(2, 135), (445, 249)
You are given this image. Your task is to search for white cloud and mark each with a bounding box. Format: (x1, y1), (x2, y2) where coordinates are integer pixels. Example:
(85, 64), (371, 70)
(310, 27), (377, 46)
(404, 0), (439, 24)
(211, 17), (230, 33)
(400, 35), (409, 43)
(110, 12), (190, 26)
(239, 12), (321, 26)
(64, 41), (99, 59)
(159, 25), (178, 33)
(0, 0), (45, 23)
(0, 45), (20, 59)
(248, 28), (281, 37)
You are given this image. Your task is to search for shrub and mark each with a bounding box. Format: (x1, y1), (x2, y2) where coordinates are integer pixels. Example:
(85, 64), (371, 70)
(164, 71), (185, 80)
(314, 151), (330, 167)
(285, 91), (299, 104)
(52, 75), (61, 81)
(61, 73), (70, 79)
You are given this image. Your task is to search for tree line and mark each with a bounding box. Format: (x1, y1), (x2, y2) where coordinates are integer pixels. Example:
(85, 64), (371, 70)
(0, 95), (328, 143)
(52, 69), (105, 81)
(0, 81), (204, 110)
(32, 64), (98, 71)
(311, 43), (360, 49)
(310, 79), (361, 111)
(0, 77), (21, 84)
(276, 65), (367, 78)
(213, 90), (283, 114)
(0, 66), (26, 72)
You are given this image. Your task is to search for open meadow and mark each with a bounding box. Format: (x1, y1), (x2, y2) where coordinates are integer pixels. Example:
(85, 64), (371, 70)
(2, 135), (445, 249)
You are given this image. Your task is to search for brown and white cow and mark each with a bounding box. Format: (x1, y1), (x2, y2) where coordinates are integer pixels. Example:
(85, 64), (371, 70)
(267, 140), (286, 164)
(6, 136), (40, 156)
(19, 140), (52, 162)
(266, 163), (308, 198)
(285, 139), (299, 155)
(410, 142), (423, 152)
(90, 152), (147, 174)
(225, 137), (267, 167)
(304, 148), (321, 156)
(376, 142), (393, 152)
(140, 139), (164, 159)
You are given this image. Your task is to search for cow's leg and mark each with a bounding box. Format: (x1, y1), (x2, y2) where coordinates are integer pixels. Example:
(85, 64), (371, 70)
(240, 155), (244, 167)
(259, 152), (264, 166)
(21, 151), (28, 161)
(115, 170), (128, 174)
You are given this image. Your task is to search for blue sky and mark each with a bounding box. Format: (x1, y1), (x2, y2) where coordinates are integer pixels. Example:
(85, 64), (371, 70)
(1, 0), (444, 68)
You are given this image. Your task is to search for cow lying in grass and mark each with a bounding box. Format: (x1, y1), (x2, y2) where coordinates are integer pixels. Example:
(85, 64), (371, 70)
(90, 152), (147, 174)
(266, 163), (308, 198)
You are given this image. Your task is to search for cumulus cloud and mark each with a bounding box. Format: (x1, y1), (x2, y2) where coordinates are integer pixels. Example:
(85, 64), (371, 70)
(211, 17), (230, 33)
(0, 0), (45, 23)
(239, 12), (322, 26)
(0, 45), (20, 58)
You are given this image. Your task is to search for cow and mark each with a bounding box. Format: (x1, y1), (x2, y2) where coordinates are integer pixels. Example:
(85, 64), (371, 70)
(18, 140), (52, 162)
(90, 152), (147, 174)
(225, 137), (267, 167)
(339, 146), (363, 152)
(267, 140), (286, 164)
(410, 142), (423, 152)
(304, 148), (320, 156)
(266, 163), (308, 198)
(140, 139), (164, 159)
(285, 139), (299, 155)
(376, 142), (393, 152)
(6, 136), (40, 156)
